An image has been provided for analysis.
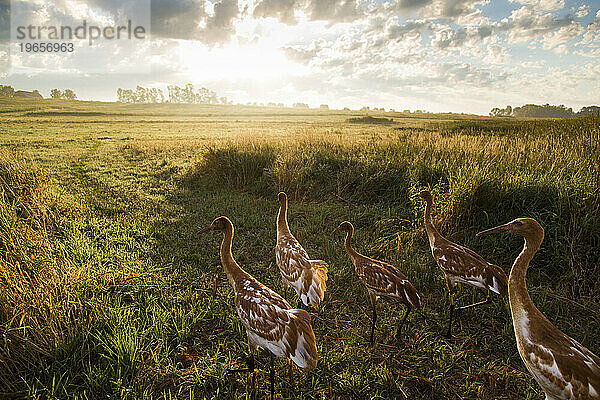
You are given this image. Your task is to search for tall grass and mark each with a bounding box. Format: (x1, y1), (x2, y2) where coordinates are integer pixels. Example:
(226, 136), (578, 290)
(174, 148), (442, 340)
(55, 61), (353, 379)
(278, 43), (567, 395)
(0, 150), (83, 390)
(187, 116), (600, 297)
(0, 150), (154, 396)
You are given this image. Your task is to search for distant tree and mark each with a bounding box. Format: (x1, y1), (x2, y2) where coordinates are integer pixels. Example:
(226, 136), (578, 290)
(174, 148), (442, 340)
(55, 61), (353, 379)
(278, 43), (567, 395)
(0, 85), (15, 97)
(360, 106), (370, 112)
(578, 106), (600, 116)
(63, 89), (76, 100)
(121, 85), (226, 105)
(512, 104), (574, 118)
(293, 102), (309, 108)
(50, 89), (62, 99)
(343, 107), (350, 111)
(490, 105), (512, 117)
(117, 88), (136, 103)
(319, 104), (329, 110)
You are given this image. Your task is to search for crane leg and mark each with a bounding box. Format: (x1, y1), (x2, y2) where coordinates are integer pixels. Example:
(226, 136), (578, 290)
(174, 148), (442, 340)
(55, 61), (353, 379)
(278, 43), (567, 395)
(397, 305), (411, 338)
(370, 302), (377, 344)
(228, 352), (255, 373)
(445, 291), (455, 339)
(270, 353), (275, 399)
(286, 358), (293, 380)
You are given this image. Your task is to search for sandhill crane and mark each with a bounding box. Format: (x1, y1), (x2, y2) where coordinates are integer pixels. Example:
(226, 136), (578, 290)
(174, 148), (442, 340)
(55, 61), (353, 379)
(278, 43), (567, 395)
(203, 216), (318, 397)
(334, 221), (422, 344)
(415, 190), (508, 338)
(275, 192), (328, 308)
(478, 218), (599, 400)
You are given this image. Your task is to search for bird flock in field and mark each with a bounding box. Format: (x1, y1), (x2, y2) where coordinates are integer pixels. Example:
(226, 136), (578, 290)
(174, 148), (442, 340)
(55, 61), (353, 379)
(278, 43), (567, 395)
(202, 190), (600, 399)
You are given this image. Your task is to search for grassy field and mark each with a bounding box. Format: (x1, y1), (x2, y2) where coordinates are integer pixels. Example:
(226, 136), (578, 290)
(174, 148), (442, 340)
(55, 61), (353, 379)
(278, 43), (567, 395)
(0, 97), (598, 399)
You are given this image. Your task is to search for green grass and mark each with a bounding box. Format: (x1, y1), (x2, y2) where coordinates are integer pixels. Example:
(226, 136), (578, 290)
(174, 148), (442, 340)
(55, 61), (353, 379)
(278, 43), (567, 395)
(0, 98), (598, 399)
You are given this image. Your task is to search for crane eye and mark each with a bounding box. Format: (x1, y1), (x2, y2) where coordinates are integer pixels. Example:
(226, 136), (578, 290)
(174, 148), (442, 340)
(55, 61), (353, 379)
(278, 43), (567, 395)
(514, 221), (523, 226)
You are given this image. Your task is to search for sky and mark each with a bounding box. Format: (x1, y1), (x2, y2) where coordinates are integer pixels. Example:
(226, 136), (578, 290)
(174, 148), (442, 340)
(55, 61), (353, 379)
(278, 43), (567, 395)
(0, 0), (599, 114)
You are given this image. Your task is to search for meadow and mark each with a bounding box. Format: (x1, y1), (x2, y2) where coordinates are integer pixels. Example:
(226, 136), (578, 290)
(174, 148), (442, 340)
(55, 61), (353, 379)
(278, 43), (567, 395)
(0, 97), (598, 399)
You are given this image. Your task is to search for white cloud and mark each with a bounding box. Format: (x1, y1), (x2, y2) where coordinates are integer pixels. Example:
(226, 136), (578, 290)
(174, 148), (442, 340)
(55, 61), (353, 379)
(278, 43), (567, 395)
(484, 43), (511, 64)
(508, 0), (564, 12)
(281, 39), (324, 64)
(542, 22), (584, 51)
(580, 10), (600, 46)
(575, 4), (590, 18)
(419, 0), (488, 19)
(253, 0), (299, 24)
(498, 6), (575, 43)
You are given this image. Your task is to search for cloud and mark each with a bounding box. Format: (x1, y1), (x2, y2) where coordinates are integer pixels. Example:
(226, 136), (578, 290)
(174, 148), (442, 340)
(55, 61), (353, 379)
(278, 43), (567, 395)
(202, 0), (239, 45)
(387, 19), (431, 41)
(580, 10), (600, 46)
(0, 47), (7, 67)
(432, 61), (504, 86)
(390, 0), (434, 14)
(253, 0), (298, 24)
(0, 0), (9, 43)
(508, 0), (564, 12)
(308, 0), (363, 23)
(542, 22), (584, 51)
(281, 40), (324, 64)
(498, 6), (575, 42)
(151, 0), (240, 45)
(11, 0), (239, 45)
(575, 4), (590, 18)
(420, 0), (487, 19)
(430, 24), (495, 49)
(151, 0), (207, 40)
(484, 43), (511, 63)
(252, 0), (364, 25)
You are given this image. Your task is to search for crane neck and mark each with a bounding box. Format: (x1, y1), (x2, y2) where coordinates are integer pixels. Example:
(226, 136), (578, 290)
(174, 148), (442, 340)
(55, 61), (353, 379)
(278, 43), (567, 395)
(219, 223), (245, 287)
(343, 228), (359, 260)
(277, 198), (292, 237)
(424, 198), (443, 245)
(509, 231), (544, 318)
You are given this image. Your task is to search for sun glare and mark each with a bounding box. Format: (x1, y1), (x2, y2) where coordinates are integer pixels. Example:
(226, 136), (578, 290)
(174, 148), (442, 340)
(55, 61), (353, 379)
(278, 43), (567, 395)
(184, 42), (302, 82)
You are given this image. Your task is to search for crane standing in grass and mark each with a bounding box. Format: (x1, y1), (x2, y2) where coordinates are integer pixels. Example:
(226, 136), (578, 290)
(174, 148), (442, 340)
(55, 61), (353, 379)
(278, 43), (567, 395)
(415, 190), (508, 338)
(334, 221), (422, 344)
(478, 218), (599, 400)
(203, 216), (318, 398)
(275, 192), (329, 308)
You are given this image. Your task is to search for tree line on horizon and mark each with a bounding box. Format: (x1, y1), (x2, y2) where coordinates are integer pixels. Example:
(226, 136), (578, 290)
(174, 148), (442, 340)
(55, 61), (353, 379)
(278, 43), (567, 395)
(2, 83), (598, 119)
(0, 85), (76, 99)
(50, 89), (77, 100)
(490, 104), (600, 118)
(116, 85), (231, 105)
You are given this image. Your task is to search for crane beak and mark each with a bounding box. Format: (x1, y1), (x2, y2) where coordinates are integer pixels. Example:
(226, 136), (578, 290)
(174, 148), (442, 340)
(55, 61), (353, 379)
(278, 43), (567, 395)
(477, 223), (510, 237)
(199, 225), (212, 234)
